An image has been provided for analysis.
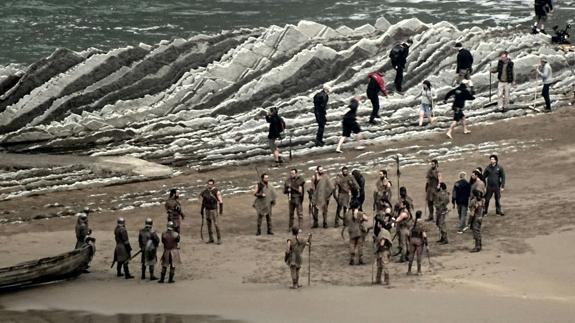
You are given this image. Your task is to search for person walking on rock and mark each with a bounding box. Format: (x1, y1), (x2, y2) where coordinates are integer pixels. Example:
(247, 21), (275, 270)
(336, 98), (365, 153)
(334, 166), (359, 227)
(537, 56), (553, 112)
(285, 227), (311, 289)
(165, 189), (185, 234)
(113, 217), (134, 279)
(452, 171), (471, 234)
(407, 210), (427, 275)
(374, 228), (392, 286)
(444, 79), (475, 139)
(200, 179), (223, 244)
(469, 189), (485, 252)
(434, 183), (450, 245)
(138, 218), (160, 281)
(483, 154), (506, 216)
(253, 173), (276, 235)
(312, 166), (335, 228)
(313, 84), (331, 147)
(533, 0), (554, 34)
(265, 107), (286, 166)
(418, 80), (436, 126)
(159, 221), (181, 283)
(425, 159), (440, 222)
(453, 42), (474, 86)
(366, 71), (389, 124)
(284, 169), (306, 230)
(389, 39), (413, 93)
(75, 212), (91, 249)
(347, 204), (368, 265)
(490, 51), (515, 112)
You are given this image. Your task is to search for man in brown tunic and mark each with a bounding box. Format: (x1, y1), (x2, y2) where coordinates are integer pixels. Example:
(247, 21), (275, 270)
(374, 228), (392, 286)
(347, 206), (369, 265)
(466, 169), (486, 231)
(408, 210), (428, 275)
(138, 218), (160, 280)
(165, 189), (185, 234)
(159, 221), (181, 283)
(253, 173), (276, 235)
(425, 159), (440, 221)
(285, 227), (311, 289)
(374, 170), (393, 215)
(334, 166), (359, 228)
(284, 169), (306, 230)
(313, 166), (335, 228)
(394, 198), (413, 262)
(434, 182), (450, 244)
(200, 179), (223, 244)
(469, 189), (485, 253)
(113, 217), (134, 279)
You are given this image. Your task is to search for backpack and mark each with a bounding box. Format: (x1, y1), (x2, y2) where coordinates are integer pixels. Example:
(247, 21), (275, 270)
(389, 44), (403, 65)
(278, 116), (286, 133)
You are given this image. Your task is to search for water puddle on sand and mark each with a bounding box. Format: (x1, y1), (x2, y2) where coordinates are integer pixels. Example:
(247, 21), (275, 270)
(0, 310), (246, 323)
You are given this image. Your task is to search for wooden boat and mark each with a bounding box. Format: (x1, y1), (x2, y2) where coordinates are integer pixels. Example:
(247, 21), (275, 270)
(0, 239), (95, 291)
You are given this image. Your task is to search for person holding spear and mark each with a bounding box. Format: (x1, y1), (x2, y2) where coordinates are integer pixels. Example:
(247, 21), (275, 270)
(285, 227), (312, 289)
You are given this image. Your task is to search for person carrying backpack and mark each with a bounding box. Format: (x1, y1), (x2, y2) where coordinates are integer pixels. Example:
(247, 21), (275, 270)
(389, 39), (413, 94)
(366, 71), (388, 125)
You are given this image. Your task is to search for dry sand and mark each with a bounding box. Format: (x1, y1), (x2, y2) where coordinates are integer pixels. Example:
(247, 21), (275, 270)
(1, 108), (575, 322)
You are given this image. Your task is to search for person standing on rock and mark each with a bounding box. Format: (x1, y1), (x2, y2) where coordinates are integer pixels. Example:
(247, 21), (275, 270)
(374, 170), (393, 214)
(347, 202), (369, 265)
(75, 212), (91, 249)
(159, 221), (180, 283)
(351, 169), (365, 211)
(490, 51), (515, 112)
(537, 56), (553, 112)
(374, 227), (392, 286)
(425, 159), (440, 222)
(434, 183), (450, 245)
(389, 39), (413, 94)
(444, 79), (475, 139)
(200, 179), (223, 244)
(336, 98), (365, 153)
(285, 227), (311, 289)
(138, 218), (160, 281)
(418, 80), (436, 126)
(453, 42), (474, 86)
(265, 107), (286, 166)
(469, 189), (485, 252)
(165, 189), (185, 234)
(312, 166), (335, 228)
(532, 0), (554, 34)
(407, 210), (427, 275)
(313, 84), (331, 147)
(284, 169), (306, 231)
(452, 171), (471, 234)
(253, 173), (276, 235)
(366, 71), (389, 124)
(483, 154), (506, 216)
(334, 166), (359, 228)
(113, 217), (134, 279)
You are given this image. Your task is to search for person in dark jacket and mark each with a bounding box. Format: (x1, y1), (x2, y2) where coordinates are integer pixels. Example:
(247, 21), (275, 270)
(533, 0), (554, 34)
(114, 217), (134, 279)
(453, 42), (474, 86)
(366, 71), (389, 124)
(313, 84), (331, 147)
(351, 169), (366, 211)
(490, 51), (515, 112)
(265, 107), (284, 166)
(452, 171), (471, 233)
(335, 98), (365, 153)
(483, 154), (506, 216)
(444, 80), (475, 139)
(389, 39), (413, 93)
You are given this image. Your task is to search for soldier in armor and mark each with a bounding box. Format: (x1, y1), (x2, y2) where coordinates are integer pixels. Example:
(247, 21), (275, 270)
(374, 228), (393, 286)
(284, 169), (306, 230)
(200, 179), (223, 244)
(253, 173), (276, 235)
(159, 221), (181, 283)
(285, 227), (311, 289)
(312, 166), (335, 228)
(165, 189), (185, 234)
(334, 166), (359, 228)
(138, 218), (160, 280)
(434, 182), (450, 244)
(408, 210), (428, 275)
(114, 217), (134, 279)
(425, 160), (440, 221)
(75, 212), (91, 249)
(469, 189), (485, 252)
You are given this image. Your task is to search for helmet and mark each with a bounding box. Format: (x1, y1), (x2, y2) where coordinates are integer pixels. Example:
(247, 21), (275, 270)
(83, 207), (91, 213)
(145, 218), (153, 227)
(117, 217), (125, 225)
(167, 221), (174, 230)
(76, 213), (87, 221)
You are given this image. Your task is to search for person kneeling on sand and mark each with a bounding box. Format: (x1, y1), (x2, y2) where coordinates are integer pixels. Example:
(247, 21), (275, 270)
(285, 227), (311, 289)
(444, 79), (475, 139)
(336, 98), (365, 153)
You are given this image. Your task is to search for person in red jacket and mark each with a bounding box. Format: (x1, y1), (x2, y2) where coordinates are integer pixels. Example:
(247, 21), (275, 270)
(366, 71), (388, 125)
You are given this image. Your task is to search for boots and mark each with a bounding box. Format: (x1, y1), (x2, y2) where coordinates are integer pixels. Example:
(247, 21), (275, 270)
(358, 257), (365, 265)
(417, 263), (422, 275)
(256, 226), (261, 236)
(312, 220), (319, 229)
(158, 267), (167, 283)
(375, 267), (382, 284)
(123, 263), (134, 279)
(470, 239), (481, 252)
(349, 258), (355, 266)
(149, 266), (158, 281)
(383, 273), (390, 286)
(407, 262), (413, 275)
(116, 263), (123, 277)
(168, 267), (175, 283)
(141, 264), (146, 280)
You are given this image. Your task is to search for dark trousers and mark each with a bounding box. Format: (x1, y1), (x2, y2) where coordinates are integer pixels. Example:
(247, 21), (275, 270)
(394, 66), (404, 92)
(542, 84), (551, 110)
(367, 92), (380, 121)
(314, 113), (326, 144)
(484, 187), (502, 214)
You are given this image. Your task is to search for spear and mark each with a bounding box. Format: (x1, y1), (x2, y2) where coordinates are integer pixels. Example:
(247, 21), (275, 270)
(394, 155), (401, 199)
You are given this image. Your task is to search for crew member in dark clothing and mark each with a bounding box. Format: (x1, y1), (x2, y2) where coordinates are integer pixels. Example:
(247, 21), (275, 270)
(313, 84), (331, 147)
(335, 98), (364, 153)
(452, 171), (471, 233)
(454, 42), (474, 86)
(351, 169), (365, 211)
(389, 39), (413, 93)
(533, 0), (554, 34)
(483, 154), (506, 216)
(444, 80), (475, 139)
(366, 71), (389, 124)
(265, 107), (285, 166)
